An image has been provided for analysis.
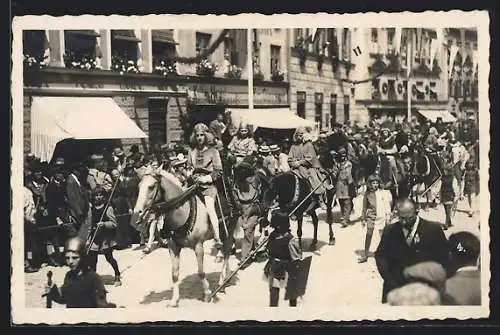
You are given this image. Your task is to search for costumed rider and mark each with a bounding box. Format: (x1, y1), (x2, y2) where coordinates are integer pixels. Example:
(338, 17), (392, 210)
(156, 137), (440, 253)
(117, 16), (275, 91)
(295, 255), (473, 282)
(227, 121), (258, 166)
(187, 123), (224, 248)
(43, 237), (117, 308)
(378, 127), (400, 188)
(288, 126), (332, 208)
(263, 210), (303, 307)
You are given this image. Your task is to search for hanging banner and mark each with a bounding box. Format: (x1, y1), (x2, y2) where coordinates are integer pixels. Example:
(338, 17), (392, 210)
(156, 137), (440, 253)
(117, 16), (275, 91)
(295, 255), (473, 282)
(309, 28), (318, 42)
(472, 49), (478, 77)
(429, 38), (438, 71)
(448, 44), (459, 80)
(135, 29), (144, 71)
(43, 30), (50, 63)
(394, 27), (402, 55)
(406, 29), (412, 77)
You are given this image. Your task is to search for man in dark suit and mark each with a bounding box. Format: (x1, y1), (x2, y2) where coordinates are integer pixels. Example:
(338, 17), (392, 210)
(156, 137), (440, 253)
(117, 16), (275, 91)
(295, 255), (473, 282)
(66, 162), (91, 240)
(444, 232), (481, 305)
(375, 198), (450, 303)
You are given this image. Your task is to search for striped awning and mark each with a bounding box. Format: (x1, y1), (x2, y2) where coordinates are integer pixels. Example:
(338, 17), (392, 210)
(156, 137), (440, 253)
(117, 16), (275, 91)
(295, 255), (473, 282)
(31, 97), (147, 162)
(152, 30), (178, 44)
(111, 30), (141, 42)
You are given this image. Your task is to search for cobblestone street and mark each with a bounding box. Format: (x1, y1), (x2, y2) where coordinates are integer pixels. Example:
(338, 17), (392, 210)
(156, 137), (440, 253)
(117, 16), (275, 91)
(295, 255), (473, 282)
(25, 195), (481, 309)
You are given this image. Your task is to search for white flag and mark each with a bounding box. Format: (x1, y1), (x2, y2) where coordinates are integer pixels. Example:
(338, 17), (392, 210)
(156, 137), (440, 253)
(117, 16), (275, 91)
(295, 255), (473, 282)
(309, 28), (318, 42)
(448, 44), (459, 80)
(393, 27), (402, 55)
(472, 49), (478, 77)
(429, 38), (438, 71)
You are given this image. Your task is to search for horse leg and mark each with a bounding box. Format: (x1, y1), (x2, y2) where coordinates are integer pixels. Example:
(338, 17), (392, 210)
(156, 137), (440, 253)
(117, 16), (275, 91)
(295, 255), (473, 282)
(326, 190), (333, 224)
(167, 242), (181, 308)
(296, 215), (303, 249)
(194, 242), (211, 302)
(310, 211), (318, 251)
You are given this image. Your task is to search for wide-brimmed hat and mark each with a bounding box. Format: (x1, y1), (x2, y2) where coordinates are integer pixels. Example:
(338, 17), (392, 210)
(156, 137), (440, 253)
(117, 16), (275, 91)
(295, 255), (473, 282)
(113, 147), (124, 156)
(258, 145), (270, 154)
(269, 144), (280, 152)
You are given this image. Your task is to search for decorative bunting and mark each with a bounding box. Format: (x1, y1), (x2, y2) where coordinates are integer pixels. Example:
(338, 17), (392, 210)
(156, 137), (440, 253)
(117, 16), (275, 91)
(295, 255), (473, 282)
(394, 27), (402, 55)
(448, 44), (459, 80)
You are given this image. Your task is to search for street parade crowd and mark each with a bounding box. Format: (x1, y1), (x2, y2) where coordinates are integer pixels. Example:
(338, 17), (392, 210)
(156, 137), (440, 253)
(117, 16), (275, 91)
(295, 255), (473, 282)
(23, 110), (483, 308)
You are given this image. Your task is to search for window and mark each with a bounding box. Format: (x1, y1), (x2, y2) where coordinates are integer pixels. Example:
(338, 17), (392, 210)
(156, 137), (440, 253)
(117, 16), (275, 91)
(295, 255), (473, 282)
(371, 28), (378, 43)
(342, 29), (351, 60)
(111, 30), (140, 60)
(315, 93), (324, 130)
(64, 30), (100, 68)
(152, 30), (177, 74)
(270, 45), (281, 73)
(343, 95), (350, 123)
(196, 32), (211, 58)
(23, 30), (46, 60)
(224, 34), (237, 64)
(148, 99), (168, 150)
(330, 94), (337, 127)
(297, 91), (306, 118)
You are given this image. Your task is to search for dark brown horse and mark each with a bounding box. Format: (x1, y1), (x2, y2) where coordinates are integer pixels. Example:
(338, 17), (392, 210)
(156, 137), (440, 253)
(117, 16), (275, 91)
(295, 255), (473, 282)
(263, 171), (336, 250)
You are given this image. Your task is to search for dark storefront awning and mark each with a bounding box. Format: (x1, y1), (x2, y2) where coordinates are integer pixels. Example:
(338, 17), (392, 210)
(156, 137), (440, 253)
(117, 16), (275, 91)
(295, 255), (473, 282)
(152, 30), (178, 44)
(31, 97), (147, 161)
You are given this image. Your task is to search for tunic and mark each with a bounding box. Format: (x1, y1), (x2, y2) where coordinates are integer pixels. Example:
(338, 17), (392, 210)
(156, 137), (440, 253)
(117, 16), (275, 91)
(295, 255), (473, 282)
(335, 160), (354, 199)
(187, 146), (223, 198)
(227, 136), (258, 158)
(263, 230), (302, 291)
(55, 269), (109, 308)
(88, 204), (117, 252)
(288, 141), (325, 194)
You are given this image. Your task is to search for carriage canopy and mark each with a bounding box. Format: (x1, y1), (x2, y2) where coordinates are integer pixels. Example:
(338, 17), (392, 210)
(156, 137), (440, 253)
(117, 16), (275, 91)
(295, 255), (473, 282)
(229, 108), (315, 130)
(30, 96), (147, 162)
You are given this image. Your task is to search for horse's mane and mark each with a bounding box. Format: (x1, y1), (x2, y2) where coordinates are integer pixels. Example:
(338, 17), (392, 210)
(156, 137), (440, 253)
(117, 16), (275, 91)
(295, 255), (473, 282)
(159, 170), (184, 189)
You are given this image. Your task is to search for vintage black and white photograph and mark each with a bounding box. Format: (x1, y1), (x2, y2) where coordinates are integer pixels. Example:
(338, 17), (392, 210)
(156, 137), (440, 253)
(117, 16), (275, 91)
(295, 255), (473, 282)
(11, 12), (490, 323)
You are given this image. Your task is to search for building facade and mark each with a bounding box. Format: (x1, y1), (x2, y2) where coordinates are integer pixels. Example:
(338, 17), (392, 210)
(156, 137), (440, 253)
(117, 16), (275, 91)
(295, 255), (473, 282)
(289, 28), (356, 131)
(348, 28), (451, 126)
(445, 28), (478, 124)
(22, 28), (290, 158)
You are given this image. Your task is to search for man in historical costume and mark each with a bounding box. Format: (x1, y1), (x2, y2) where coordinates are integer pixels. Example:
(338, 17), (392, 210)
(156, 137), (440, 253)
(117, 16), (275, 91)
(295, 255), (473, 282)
(187, 123), (225, 248)
(263, 210), (303, 307)
(209, 112), (227, 144)
(110, 147), (128, 173)
(378, 127), (401, 192)
(272, 143), (290, 174)
(333, 148), (355, 227)
(86, 186), (122, 286)
(227, 122), (258, 165)
(374, 198), (450, 303)
(44, 237), (117, 308)
(87, 153), (114, 193)
(288, 127), (330, 207)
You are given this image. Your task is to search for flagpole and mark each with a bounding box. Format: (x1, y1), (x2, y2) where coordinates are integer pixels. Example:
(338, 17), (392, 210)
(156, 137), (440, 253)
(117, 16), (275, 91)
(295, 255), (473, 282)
(248, 29), (254, 112)
(406, 29), (412, 122)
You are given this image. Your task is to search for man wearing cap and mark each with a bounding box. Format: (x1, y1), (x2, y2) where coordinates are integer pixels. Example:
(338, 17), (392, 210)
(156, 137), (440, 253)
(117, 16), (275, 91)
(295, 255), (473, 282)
(87, 154), (113, 193)
(272, 143), (290, 174)
(259, 145), (277, 177)
(375, 198), (450, 303)
(445, 232), (481, 305)
(333, 147), (355, 227)
(288, 127), (328, 203)
(66, 161), (91, 239)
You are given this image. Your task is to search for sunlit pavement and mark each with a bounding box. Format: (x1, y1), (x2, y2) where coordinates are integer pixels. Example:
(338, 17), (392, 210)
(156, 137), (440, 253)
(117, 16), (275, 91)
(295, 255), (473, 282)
(25, 194), (480, 309)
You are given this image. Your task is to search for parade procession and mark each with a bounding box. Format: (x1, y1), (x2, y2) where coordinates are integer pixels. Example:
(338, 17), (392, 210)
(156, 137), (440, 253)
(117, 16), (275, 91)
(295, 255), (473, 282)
(19, 25), (484, 310)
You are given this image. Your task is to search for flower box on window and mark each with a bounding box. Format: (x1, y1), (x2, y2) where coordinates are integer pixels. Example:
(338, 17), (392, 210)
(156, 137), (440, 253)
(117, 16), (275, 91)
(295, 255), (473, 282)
(111, 55), (140, 75)
(63, 52), (98, 70)
(153, 56), (177, 77)
(225, 64), (243, 79)
(23, 53), (48, 70)
(253, 70), (264, 81)
(196, 59), (217, 77)
(271, 70), (285, 82)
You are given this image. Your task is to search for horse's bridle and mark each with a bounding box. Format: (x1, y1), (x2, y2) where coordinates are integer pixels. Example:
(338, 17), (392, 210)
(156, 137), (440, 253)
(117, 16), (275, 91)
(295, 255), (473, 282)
(136, 174), (163, 224)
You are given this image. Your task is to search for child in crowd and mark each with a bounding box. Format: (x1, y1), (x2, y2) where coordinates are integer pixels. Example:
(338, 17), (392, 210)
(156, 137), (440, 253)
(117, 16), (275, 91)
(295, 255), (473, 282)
(358, 174), (392, 263)
(463, 160), (479, 218)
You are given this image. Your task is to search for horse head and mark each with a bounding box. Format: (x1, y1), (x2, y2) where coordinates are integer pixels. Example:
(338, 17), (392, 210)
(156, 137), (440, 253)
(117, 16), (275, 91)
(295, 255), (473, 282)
(131, 163), (164, 222)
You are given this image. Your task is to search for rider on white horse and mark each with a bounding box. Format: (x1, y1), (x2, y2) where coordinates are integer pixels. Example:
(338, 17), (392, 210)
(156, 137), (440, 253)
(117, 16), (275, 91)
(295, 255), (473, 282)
(186, 123), (224, 248)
